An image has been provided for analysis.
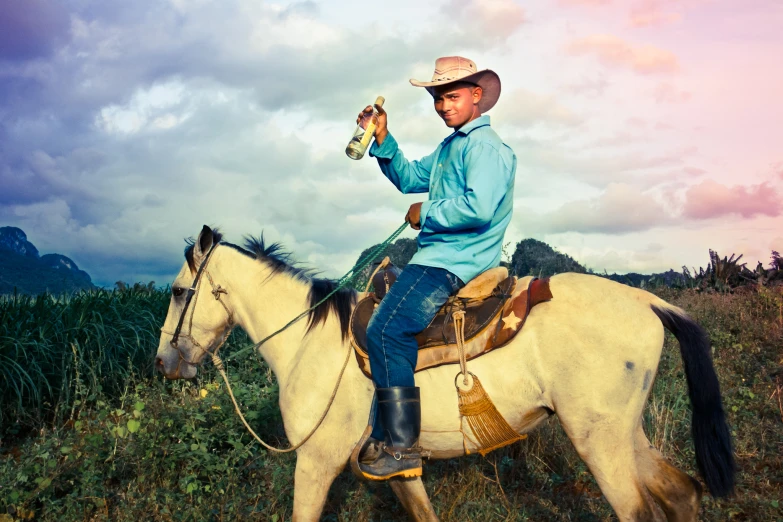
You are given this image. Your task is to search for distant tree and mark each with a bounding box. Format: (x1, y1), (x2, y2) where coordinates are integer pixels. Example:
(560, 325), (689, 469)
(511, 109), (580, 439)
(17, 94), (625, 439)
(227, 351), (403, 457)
(763, 251), (783, 286)
(681, 250), (756, 292)
(509, 239), (587, 278)
(500, 241), (512, 268)
(351, 238), (418, 290)
(771, 251), (783, 271)
(354, 238), (417, 269)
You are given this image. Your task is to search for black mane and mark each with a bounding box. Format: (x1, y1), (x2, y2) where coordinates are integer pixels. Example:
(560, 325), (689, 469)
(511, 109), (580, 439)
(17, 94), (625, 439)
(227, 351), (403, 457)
(184, 230), (356, 340)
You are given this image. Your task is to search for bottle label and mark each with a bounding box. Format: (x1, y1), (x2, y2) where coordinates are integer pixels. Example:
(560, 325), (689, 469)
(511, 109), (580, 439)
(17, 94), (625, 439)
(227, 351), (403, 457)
(359, 122), (376, 149)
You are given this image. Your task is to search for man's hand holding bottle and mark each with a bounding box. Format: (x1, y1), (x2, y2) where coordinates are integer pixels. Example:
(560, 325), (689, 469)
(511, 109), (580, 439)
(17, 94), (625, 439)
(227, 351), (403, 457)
(356, 103), (387, 146)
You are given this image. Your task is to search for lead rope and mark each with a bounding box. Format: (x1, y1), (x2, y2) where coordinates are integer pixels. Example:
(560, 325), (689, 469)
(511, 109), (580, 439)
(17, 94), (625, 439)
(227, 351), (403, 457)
(209, 345), (352, 453)
(209, 222), (408, 453)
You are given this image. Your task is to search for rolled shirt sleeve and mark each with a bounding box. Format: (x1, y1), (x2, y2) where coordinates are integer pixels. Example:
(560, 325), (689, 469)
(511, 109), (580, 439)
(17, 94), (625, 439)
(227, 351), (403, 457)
(419, 142), (514, 233)
(370, 133), (434, 194)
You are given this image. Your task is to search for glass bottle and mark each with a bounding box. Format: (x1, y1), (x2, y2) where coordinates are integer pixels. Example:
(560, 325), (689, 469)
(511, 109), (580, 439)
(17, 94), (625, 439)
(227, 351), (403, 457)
(346, 96), (385, 160)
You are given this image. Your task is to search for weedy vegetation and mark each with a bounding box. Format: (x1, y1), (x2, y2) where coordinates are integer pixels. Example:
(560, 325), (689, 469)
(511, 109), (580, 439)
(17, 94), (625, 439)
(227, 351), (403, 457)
(1, 279), (782, 521)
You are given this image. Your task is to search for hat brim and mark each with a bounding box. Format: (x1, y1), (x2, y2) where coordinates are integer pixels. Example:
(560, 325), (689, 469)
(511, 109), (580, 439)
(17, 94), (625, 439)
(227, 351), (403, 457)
(409, 69), (501, 113)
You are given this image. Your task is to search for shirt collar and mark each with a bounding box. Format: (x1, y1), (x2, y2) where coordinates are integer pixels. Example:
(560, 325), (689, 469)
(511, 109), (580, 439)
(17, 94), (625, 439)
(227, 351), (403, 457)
(456, 114), (490, 135)
(441, 115), (491, 145)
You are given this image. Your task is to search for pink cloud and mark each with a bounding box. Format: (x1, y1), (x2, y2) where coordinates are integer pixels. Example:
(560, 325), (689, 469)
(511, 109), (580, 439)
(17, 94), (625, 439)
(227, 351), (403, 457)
(559, 0), (612, 5)
(683, 167), (706, 176)
(633, 167), (706, 189)
(682, 180), (782, 219)
(541, 183), (672, 234)
(564, 75), (609, 97)
(567, 34), (680, 74)
(588, 130), (643, 148)
(630, 1), (682, 27)
(444, 0), (526, 42)
(626, 117), (648, 128)
(654, 82), (691, 103)
(504, 88), (583, 128)
(772, 161), (783, 180)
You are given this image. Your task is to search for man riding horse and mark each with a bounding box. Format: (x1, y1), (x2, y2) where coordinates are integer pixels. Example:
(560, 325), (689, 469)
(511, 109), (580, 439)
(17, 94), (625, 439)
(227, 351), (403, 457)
(356, 56), (517, 481)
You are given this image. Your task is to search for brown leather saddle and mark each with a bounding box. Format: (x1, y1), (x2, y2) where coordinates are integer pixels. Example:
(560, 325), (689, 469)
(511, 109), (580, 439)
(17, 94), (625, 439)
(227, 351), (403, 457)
(349, 266), (553, 378)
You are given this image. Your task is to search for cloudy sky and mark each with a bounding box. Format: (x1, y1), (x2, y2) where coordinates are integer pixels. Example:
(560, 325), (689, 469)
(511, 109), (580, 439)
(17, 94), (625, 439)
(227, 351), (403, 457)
(1, 0), (781, 287)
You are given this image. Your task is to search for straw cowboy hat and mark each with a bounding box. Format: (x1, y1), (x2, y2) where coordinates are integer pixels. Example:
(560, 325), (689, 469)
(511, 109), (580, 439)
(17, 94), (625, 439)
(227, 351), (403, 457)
(410, 56), (501, 113)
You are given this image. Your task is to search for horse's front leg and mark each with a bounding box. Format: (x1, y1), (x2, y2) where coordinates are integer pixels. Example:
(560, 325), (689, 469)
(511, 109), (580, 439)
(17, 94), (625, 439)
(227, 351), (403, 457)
(389, 477), (440, 521)
(291, 448), (343, 522)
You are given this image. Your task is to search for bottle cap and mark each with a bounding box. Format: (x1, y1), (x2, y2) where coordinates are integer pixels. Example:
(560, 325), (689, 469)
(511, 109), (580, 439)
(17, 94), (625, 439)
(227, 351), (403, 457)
(375, 96), (385, 107)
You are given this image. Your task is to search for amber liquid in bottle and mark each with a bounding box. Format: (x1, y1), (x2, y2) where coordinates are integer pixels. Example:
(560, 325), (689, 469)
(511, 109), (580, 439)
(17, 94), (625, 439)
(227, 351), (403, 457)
(346, 96), (385, 160)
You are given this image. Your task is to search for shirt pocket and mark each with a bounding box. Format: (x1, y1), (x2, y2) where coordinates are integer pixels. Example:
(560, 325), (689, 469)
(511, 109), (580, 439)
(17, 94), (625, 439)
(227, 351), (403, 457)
(435, 163), (464, 197)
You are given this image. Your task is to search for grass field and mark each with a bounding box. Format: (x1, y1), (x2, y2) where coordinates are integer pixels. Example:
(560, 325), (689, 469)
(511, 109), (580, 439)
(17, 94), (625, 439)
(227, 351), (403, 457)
(1, 285), (781, 521)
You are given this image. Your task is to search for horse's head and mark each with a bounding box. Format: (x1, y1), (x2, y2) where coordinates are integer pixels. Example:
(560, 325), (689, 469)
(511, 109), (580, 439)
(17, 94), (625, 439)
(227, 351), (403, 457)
(156, 225), (234, 379)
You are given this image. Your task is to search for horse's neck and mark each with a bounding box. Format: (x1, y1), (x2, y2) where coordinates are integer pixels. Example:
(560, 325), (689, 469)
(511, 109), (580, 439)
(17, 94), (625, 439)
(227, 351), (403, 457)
(219, 249), (346, 386)
(217, 249), (365, 443)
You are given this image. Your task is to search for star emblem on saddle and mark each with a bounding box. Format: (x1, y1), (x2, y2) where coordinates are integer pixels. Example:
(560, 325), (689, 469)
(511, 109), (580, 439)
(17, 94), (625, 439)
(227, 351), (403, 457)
(502, 311), (522, 330)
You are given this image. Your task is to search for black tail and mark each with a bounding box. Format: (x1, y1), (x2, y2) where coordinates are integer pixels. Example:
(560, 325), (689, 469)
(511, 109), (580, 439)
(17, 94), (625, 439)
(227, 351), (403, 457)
(651, 305), (736, 497)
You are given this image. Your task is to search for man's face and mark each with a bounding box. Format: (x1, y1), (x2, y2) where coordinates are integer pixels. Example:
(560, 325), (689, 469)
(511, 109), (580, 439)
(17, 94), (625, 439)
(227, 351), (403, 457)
(432, 83), (482, 129)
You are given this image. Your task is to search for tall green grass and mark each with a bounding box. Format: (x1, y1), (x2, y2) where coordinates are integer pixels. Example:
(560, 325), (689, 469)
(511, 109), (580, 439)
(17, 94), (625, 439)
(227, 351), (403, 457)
(0, 288), (170, 436)
(1, 286), (781, 521)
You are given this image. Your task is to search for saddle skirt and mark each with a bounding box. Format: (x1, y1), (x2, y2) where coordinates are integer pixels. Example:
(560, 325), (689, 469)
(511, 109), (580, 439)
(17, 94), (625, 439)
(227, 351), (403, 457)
(349, 270), (553, 379)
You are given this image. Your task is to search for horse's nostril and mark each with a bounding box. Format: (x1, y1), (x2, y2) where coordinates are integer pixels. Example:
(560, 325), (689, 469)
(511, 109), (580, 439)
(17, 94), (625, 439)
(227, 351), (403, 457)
(155, 356), (164, 373)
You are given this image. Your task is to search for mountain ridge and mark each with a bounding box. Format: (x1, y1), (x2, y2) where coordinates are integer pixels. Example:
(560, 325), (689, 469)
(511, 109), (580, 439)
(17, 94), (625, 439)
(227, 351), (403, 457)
(352, 236), (681, 288)
(0, 226), (95, 295)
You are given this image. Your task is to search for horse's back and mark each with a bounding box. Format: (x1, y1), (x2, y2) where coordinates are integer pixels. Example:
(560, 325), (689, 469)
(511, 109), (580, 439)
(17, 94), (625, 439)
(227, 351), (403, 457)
(534, 272), (665, 343)
(526, 272), (666, 414)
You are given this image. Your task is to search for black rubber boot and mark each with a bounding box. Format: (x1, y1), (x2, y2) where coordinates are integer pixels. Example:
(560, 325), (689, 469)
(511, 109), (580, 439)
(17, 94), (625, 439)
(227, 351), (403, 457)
(357, 387), (423, 481)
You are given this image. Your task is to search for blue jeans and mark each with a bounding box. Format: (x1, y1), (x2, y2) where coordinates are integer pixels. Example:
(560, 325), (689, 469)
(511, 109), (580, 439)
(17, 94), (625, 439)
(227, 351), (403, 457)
(367, 264), (464, 439)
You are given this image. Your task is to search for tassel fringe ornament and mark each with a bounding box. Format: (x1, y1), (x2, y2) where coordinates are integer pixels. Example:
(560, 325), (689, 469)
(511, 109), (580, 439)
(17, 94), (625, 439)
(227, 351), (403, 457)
(452, 311), (526, 456)
(456, 372), (526, 456)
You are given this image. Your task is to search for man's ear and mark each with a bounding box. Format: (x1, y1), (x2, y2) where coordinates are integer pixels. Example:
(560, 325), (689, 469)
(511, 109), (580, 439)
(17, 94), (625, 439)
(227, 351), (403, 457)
(473, 86), (483, 105)
(193, 225), (214, 266)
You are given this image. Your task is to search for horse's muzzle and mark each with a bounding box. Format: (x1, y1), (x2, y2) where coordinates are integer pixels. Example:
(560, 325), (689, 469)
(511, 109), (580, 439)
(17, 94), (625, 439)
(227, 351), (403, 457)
(155, 353), (197, 380)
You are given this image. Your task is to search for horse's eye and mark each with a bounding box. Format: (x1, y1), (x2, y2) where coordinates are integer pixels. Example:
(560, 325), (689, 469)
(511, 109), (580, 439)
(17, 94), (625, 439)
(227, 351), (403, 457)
(172, 287), (185, 297)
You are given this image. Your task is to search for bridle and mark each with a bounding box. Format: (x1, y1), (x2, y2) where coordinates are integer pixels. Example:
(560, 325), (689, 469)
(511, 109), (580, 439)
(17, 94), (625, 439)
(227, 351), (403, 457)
(159, 236), (354, 454)
(161, 242), (235, 369)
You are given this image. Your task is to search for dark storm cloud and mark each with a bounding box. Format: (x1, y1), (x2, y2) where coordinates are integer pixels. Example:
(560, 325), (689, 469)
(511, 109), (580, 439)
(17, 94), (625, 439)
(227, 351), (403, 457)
(0, 0), (71, 62)
(2, 0), (515, 125)
(0, 0), (526, 286)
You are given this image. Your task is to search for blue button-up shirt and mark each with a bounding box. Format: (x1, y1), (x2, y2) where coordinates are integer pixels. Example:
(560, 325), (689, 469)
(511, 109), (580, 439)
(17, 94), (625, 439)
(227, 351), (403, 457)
(370, 115), (517, 284)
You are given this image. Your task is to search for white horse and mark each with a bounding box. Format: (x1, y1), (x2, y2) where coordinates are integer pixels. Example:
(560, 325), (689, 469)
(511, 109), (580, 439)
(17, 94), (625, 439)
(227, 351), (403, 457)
(155, 226), (735, 521)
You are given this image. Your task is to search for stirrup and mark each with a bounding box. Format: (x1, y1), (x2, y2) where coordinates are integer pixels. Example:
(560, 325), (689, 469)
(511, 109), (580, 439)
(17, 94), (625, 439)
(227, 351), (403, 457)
(350, 425), (374, 478)
(356, 449), (423, 481)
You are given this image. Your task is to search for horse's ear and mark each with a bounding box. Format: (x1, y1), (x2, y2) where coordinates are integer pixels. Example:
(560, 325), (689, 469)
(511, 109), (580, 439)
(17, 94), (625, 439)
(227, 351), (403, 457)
(193, 225), (214, 264)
